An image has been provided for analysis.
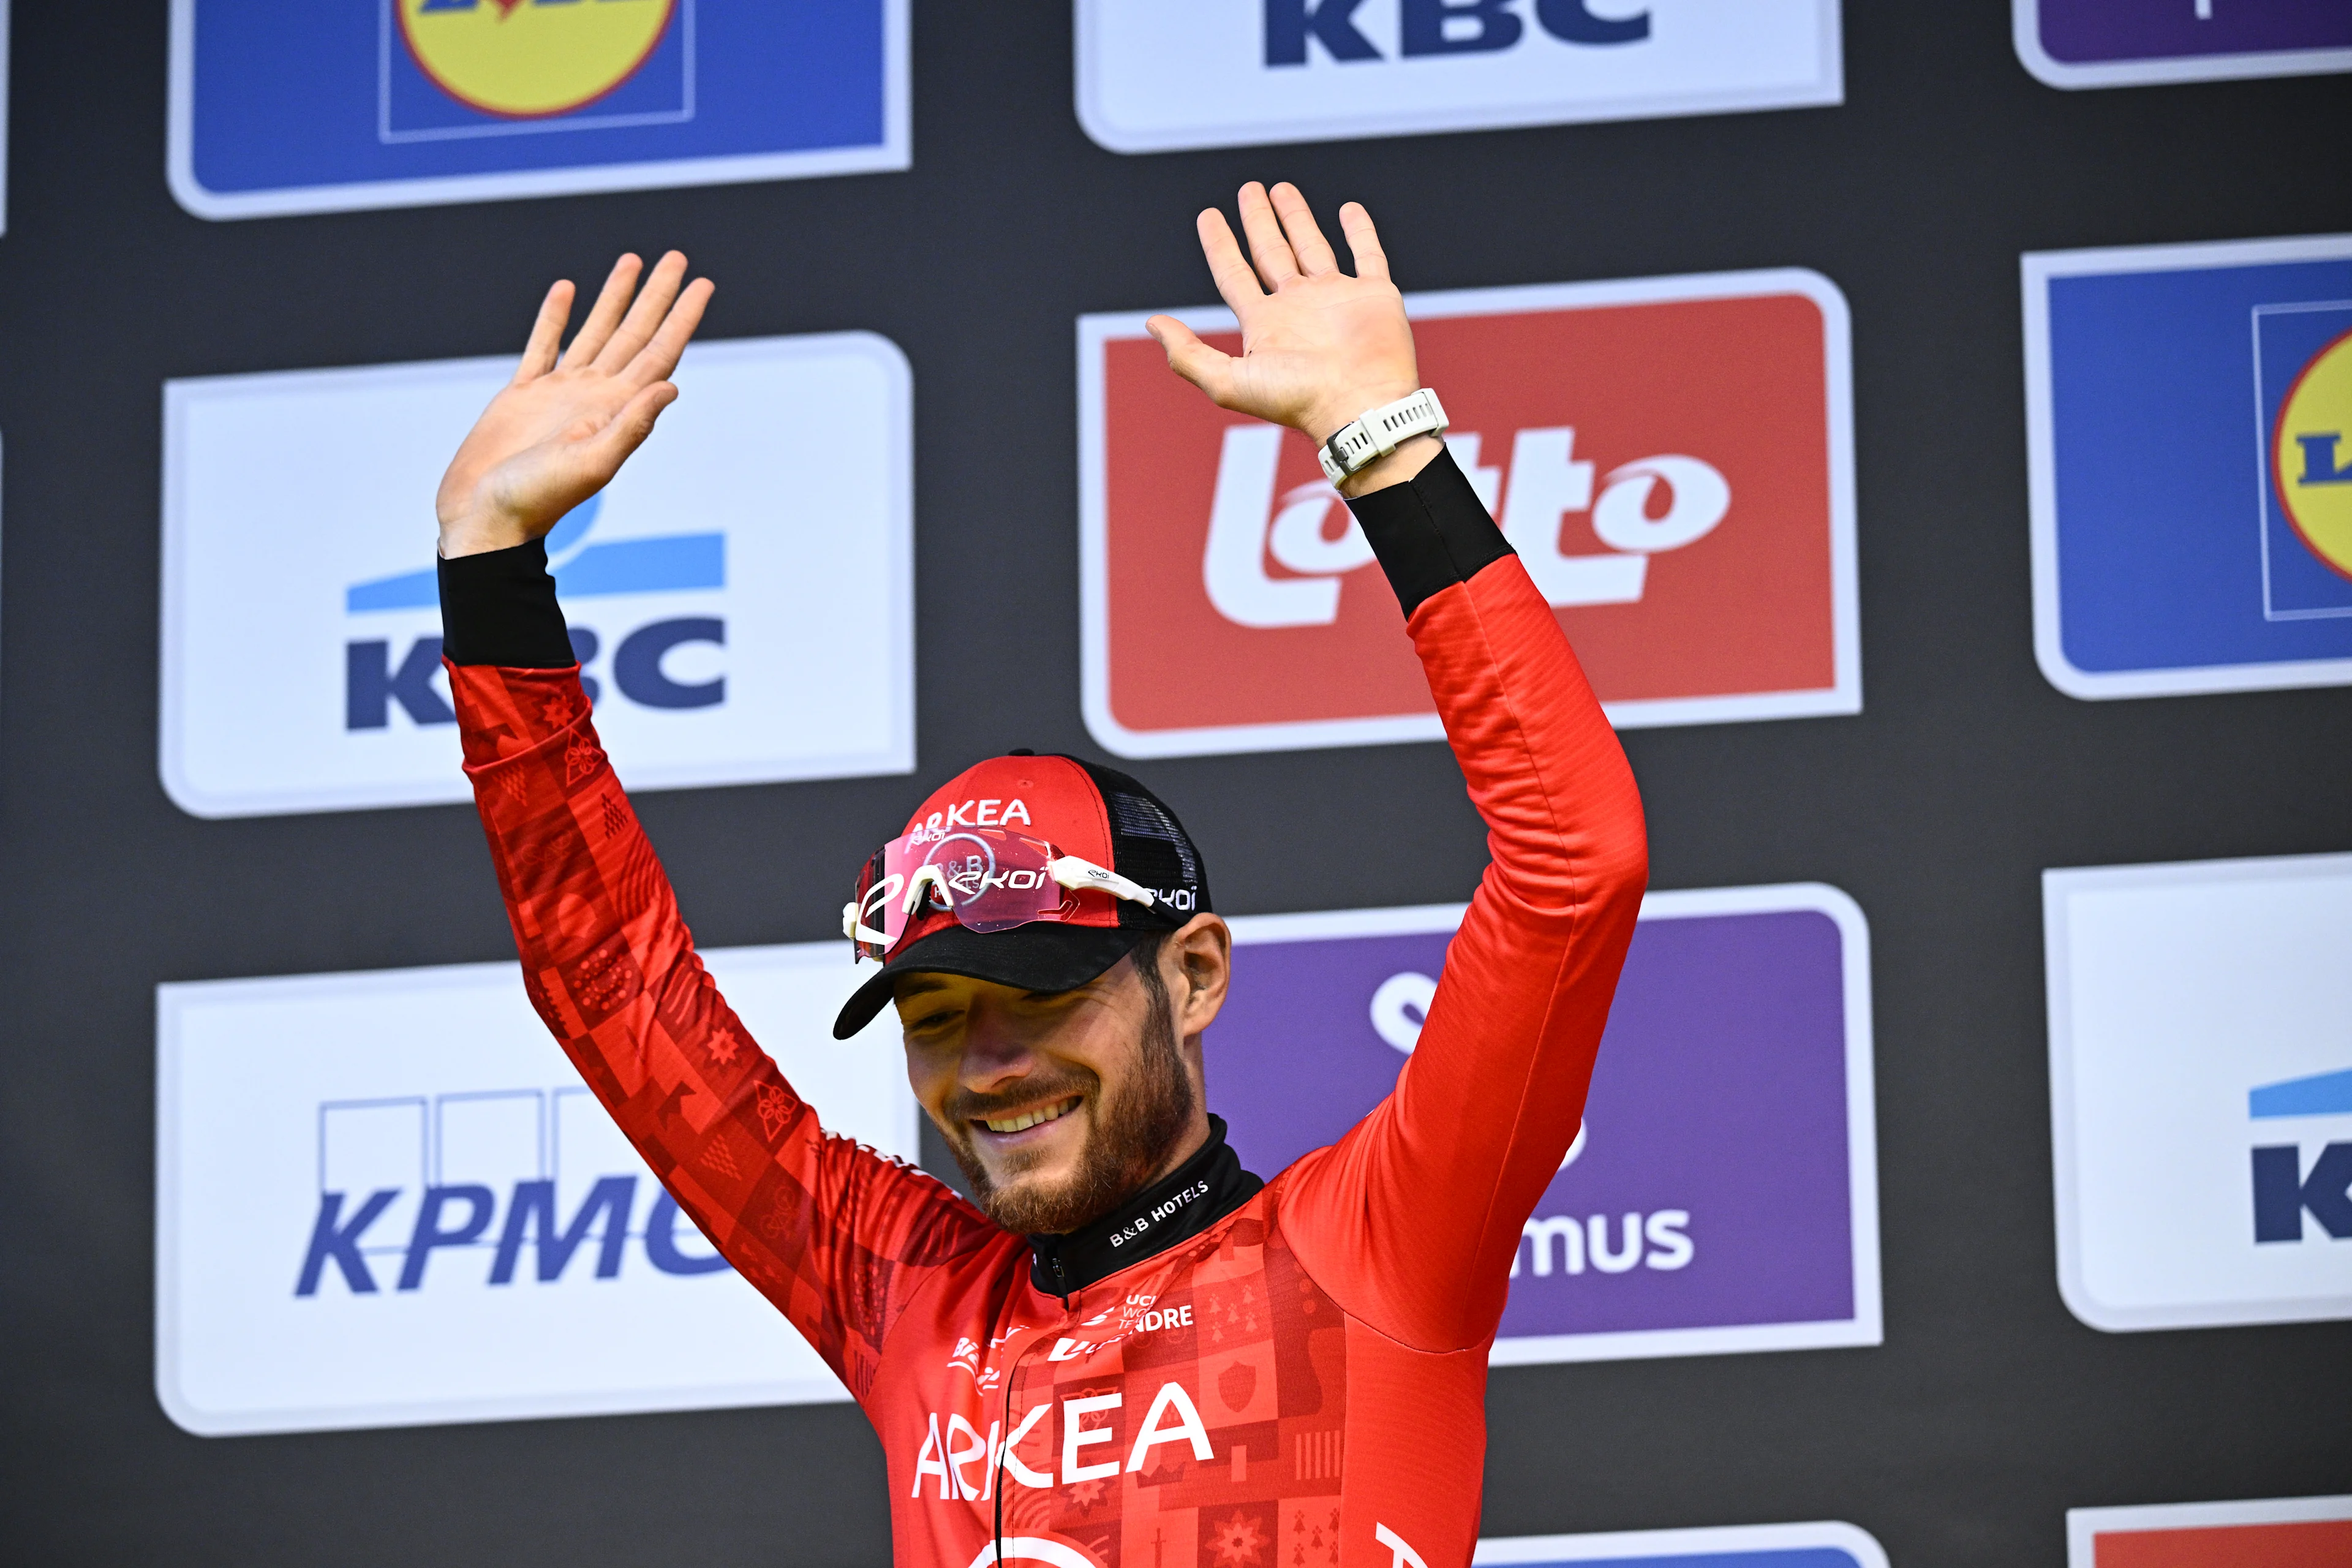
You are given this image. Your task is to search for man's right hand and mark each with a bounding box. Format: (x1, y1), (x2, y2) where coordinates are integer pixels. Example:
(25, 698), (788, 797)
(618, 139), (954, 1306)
(435, 251), (715, 559)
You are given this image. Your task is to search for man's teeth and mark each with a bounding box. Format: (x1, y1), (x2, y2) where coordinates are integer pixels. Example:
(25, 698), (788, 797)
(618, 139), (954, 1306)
(983, 1098), (1079, 1135)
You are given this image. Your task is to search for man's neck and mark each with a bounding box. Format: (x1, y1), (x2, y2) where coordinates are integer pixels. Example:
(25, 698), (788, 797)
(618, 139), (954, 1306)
(1026, 1114), (1262, 1301)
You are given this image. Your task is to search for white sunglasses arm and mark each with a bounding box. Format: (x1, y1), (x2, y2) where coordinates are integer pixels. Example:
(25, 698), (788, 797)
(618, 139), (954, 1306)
(1048, 855), (1159, 910)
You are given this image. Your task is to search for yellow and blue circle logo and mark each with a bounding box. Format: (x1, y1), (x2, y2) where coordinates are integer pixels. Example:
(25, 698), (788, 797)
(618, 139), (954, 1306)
(399, 0), (677, 120)
(2274, 326), (2352, 582)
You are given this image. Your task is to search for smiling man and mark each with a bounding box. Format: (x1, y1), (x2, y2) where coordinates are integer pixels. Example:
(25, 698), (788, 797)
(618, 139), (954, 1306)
(434, 184), (1646, 1566)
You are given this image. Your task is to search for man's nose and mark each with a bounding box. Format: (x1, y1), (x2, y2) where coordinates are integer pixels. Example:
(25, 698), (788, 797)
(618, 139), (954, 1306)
(956, 1003), (1036, 1089)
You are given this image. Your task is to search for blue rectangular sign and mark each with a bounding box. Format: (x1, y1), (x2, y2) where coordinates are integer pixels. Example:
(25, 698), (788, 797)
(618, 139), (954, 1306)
(1476, 1521), (1889, 1568)
(2024, 234), (2352, 700)
(2016, 0), (2352, 90)
(168, 0), (907, 220)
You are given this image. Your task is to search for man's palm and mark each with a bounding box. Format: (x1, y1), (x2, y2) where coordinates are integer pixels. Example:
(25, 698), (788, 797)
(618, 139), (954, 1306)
(438, 251), (714, 558)
(1148, 183), (1419, 447)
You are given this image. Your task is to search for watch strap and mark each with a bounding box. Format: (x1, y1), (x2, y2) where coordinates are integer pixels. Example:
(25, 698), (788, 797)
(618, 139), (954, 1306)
(1319, 388), (1449, 484)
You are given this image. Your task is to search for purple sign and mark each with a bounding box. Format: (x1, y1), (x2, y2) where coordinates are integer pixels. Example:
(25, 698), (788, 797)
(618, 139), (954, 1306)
(2016, 0), (2352, 89)
(1207, 886), (1881, 1365)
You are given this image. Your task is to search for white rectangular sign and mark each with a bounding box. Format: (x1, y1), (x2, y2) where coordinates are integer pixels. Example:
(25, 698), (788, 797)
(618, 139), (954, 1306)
(1479, 1521), (1890, 1568)
(1076, 0), (1841, 154)
(2045, 852), (2352, 1333)
(156, 941), (921, 1436)
(160, 332), (914, 818)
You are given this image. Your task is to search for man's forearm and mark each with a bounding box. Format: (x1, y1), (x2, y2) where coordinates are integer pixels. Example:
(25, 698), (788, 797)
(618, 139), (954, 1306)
(437, 537), (576, 668)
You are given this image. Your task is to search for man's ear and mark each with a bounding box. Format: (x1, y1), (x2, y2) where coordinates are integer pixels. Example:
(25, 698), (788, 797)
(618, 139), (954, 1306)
(1167, 914), (1231, 1036)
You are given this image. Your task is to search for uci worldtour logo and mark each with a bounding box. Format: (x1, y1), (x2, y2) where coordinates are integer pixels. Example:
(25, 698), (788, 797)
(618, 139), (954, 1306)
(342, 493), (728, 732)
(399, 0), (680, 122)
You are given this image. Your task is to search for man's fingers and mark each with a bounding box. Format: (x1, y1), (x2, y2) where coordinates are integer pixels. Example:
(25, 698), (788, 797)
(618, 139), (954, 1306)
(562, 253), (644, 368)
(514, 281), (575, 384)
(1147, 315), (1235, 404)
(1267, 183), (1338, 275)
(1196, 209), (1266, 315)
(593, 251), (690, 374)
(1235, 181), (1300, 290)
(625, 276), (715, 389)
(583, 381), (680, 473)
(1338, 202), (1390, 284)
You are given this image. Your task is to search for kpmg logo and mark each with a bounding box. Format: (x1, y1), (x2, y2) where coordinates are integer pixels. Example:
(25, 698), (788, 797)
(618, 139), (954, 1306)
(2045, 851), (2352, 1333)
(2016, 0), (2352, 91)
(1477, 1520), (1890, 1568)
(156, 941), (918, 1436)
(1082, 272), (1860, 760)
(168, 0), (907, 221)
(1215, 884), (1880, 1365)
(2067, 1494), (2352, 1568)
(2025, 233), (2352, 701)
(1076, 0), (1841, 154)
(160, 332), (913, 819)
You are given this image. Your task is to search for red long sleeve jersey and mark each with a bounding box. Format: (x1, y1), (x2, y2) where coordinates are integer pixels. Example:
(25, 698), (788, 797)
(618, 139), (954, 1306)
(452, 537), (1645, 1568)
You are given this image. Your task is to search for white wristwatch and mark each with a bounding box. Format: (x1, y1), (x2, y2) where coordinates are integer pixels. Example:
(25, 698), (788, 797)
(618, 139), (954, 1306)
(1318, 388), (1449, 484)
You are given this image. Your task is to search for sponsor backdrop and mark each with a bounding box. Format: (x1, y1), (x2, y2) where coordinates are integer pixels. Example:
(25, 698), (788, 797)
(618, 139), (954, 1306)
(0, 6), (2345, 1568)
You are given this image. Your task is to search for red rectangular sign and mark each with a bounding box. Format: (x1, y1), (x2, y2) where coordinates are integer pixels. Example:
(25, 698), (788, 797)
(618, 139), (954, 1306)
(2070, 1496), (2352, 1568)
(1079, 271), (1858, 758)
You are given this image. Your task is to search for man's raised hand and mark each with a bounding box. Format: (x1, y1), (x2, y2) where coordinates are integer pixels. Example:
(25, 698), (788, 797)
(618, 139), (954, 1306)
(436, 251), (714, 558)
(1147, 183), (1430, 495)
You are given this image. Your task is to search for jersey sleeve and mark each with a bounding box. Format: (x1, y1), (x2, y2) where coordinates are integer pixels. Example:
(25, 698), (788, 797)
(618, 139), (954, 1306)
(440, 541), (997, 1401)
(1278, 444), (1650, 1354)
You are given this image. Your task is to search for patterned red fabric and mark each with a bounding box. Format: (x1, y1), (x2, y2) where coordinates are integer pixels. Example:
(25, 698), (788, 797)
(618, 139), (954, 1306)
(450, 549), (1646, 1568)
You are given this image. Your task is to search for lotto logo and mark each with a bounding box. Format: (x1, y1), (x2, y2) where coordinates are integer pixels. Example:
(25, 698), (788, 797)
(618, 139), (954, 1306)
(2067, 1495), (2352, 1568)
(160, 333), (913, 819)
(1077, 0), (1841, 153)
(1080, 271), (1858, 760)
(156, 941), (917, 1436)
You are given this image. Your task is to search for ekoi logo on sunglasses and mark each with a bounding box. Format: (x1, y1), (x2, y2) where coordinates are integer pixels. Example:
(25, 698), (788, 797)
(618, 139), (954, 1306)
(1080, 271), (1860, 760)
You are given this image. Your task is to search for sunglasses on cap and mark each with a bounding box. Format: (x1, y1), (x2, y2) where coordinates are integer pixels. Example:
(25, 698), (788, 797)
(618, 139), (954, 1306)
(843, 826), (1166, 964)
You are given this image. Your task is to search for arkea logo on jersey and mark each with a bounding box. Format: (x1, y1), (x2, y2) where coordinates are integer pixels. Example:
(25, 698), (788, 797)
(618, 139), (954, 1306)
(160, 332), (913, 819)
(156, 940), (918, 1436)
(2045, 851), (2352, 1333)
(2066, 1494), (2352, 1568)
(2025, 233), (2352, 700)
(1075, 0), (1841, 153)
(1210, 884), (1880, 1365)
(168, 0), (905, 219)
(1081, 271), (1858, 760)
(2016, 0), (2352, 91)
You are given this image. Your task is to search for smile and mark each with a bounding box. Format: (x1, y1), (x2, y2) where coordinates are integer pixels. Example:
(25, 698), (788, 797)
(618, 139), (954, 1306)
(979, 1096), (1081, 1135)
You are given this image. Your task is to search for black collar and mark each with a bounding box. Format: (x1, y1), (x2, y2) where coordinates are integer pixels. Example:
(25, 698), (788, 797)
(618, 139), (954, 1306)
(1027, 1115), (1262, 1300)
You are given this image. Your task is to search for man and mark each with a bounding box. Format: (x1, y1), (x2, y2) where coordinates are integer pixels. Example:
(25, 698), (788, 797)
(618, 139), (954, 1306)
(434, 183), (1646, 1567)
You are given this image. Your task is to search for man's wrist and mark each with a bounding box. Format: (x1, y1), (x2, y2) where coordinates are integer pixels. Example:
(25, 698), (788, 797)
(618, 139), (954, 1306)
(1303, 381), (1421, 448)
(1335, 432), (1444, 499)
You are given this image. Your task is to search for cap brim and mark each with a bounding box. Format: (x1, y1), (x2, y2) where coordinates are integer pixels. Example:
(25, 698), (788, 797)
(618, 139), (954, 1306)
(832, 922), (1153, 1040)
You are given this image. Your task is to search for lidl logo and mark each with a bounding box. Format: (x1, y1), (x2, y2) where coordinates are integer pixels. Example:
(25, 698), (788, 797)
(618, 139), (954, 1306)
(1477, 1520), (1890, 1568)
(2016, 0), (2352, 91)
(2025, 234), (2352, 700)
(168, 0), (906, 220)
(160, 333), (913, 819)
(2067, 1494), (2352, 1568)
(1076, 0), (1842, 154)
(156, 941), (916, 1436)
(1215, 884), (1880, 1365)
(399, 0), (677, 120)
(1081, 271), (1858, 760)
(2044, 851), (2352, 1333)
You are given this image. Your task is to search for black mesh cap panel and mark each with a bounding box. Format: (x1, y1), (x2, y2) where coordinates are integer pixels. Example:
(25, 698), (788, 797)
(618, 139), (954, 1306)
(1066, 758), (1213, 924)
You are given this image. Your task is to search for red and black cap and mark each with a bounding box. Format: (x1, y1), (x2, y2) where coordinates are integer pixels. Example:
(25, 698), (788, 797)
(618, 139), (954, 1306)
(832, 752), (1211, 1039)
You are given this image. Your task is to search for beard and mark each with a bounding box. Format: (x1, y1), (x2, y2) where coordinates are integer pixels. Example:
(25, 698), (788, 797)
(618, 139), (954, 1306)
(938, 989), (1196, 1237)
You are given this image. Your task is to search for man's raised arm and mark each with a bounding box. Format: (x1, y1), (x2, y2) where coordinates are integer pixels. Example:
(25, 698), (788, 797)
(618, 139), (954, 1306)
(1152, 186), (1650, 1354)
(435, 255), (995, 1398)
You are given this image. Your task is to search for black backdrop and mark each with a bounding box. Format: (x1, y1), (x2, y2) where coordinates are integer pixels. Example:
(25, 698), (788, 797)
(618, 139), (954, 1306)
(1, 4), (2347, 1563)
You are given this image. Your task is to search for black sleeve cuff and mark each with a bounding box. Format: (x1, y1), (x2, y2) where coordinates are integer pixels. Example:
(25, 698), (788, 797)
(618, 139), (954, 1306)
(437, 537), (576, 668)
(1342, 443), (1516, 619)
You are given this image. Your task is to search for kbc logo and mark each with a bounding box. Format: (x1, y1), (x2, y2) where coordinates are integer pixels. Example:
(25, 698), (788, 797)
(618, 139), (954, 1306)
(1081, 271), (1858, 760)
